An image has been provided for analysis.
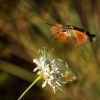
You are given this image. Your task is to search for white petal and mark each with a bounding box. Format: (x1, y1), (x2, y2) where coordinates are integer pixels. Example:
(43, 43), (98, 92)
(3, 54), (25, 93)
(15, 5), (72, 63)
(33, 67), (38, 72)
(37, 71), (41, 75)
(42, 81), (47, 88)
(33, 59), (38, 63)
(56, 81), (61, 86)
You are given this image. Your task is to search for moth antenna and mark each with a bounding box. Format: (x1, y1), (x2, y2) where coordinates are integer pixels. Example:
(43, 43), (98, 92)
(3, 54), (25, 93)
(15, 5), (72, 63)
(45, 23), (55, 26)
(45, 22), (60, 27)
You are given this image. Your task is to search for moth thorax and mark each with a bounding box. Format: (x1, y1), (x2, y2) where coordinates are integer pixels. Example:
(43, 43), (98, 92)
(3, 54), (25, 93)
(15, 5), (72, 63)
(62, 30), (72, 37)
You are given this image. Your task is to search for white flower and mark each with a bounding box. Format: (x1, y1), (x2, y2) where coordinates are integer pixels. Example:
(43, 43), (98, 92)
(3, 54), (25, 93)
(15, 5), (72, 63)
(33, 48), (66, 93)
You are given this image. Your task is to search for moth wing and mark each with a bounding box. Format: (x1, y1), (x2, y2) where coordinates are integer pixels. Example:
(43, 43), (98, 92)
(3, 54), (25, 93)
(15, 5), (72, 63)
(55, 33), (70, 42)
(50, 24), (62, 34)
(72, 30), (90, 46)
(50, 24), (70, 42)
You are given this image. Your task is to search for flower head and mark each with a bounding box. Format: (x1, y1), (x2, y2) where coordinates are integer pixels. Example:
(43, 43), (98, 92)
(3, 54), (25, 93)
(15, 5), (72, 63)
(33, 48), (76, 93)
(33, 48), (66, 93)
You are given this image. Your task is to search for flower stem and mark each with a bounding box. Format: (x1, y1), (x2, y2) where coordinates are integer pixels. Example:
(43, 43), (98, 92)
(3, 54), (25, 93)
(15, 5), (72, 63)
(17, 75), (42, 100)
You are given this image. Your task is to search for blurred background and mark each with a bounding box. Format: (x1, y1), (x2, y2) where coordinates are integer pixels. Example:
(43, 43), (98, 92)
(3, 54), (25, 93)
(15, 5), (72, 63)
(0, 0), (100, 100)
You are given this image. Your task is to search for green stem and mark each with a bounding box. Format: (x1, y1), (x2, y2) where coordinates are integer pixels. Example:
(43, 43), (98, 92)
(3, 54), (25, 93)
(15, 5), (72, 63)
(17, 75), (42, 100)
